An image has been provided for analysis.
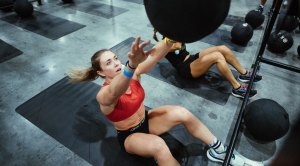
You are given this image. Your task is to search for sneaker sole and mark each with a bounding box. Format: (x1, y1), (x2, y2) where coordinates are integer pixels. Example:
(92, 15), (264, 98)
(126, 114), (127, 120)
(238, 77), (250, 83)
(231, 92), (258, 99)
(207, 150), (228, 164)
(231, 92), (245, 98)
(238, 77), (262, 83)
(207, 150), (249, 166)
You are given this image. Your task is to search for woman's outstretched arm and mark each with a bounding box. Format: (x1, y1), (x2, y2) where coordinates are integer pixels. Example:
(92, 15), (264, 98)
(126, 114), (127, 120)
(98, 37), (150, 106)
(135, 39), (174, 75)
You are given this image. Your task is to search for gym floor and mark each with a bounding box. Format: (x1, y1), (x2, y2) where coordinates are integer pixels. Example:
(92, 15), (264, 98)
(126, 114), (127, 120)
(0, 0), (299, 166)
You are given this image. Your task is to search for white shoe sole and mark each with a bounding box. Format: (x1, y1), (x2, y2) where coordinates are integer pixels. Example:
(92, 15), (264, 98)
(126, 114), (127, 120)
(207, 150), (226, 164)
(231, 92), (257, 99)
(207, 149), (264, 166)
(238, 77), (262, 83)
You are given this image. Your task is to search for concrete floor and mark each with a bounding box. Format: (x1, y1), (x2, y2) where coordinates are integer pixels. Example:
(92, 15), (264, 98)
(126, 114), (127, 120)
(0, 0), (299, 165)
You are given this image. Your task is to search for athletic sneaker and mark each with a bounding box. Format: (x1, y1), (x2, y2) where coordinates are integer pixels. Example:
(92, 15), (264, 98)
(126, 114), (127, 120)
(256, 5), (264, 13)
(207, 147), (245, 166)
(232, 84), (257, 98)
(238, 71), (262, 83)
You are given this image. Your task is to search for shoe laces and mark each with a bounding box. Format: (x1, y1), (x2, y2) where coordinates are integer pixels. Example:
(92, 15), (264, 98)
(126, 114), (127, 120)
(245, 71), (252, 77)
(240, 84), (248, 91)
(246, 71), (262, 80)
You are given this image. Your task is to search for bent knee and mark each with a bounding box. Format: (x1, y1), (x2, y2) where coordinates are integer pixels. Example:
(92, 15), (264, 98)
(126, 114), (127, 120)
(218, 45), (230, 52)
(171, 106), (193, 122)
(211, 52), (225, 62)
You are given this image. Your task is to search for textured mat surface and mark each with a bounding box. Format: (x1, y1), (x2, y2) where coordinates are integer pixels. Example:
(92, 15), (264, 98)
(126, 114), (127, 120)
(0, 39), (23, 63)
(16, 77), (207, 165)
(58, 1), (128, 19)
(122, 0), (144, 5)
(223, 14), (244, 26)
(0, 11), (85, 40)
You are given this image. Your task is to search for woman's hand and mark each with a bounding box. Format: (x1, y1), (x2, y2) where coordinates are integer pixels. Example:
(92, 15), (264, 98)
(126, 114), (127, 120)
(128, 36), (151, 68)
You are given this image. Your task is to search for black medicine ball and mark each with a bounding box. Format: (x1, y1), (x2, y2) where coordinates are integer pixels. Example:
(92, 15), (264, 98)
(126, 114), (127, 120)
(144, 0), (231, 43)
(277, 14), (300, 32)
(231, 23), (253, 46)
(267, 31), (294, 54)
(244, 99), (290, 142)
(245, 10), (265, 29)
(14, 0), (33, 18)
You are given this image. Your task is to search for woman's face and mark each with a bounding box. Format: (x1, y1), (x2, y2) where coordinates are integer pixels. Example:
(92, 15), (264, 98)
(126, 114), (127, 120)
(98, 51), (122, 78)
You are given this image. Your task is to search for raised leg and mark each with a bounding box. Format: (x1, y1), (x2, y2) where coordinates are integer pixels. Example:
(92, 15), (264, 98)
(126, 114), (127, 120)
(148, 105), (215, 145)
(190, 51), (241, 89)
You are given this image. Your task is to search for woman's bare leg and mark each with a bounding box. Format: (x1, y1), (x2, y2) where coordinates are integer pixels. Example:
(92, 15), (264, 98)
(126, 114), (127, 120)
(124, 133), (180, 166)
(148, 105), (215, 145)
(147, 106), (250, 165)
(214, 45), (247, 74)
(190, 51), (241, 89)
(199, 45), (247, 75)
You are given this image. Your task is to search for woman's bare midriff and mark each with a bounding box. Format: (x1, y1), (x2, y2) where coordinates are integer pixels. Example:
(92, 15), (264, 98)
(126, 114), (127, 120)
(113, 104), (146, 131)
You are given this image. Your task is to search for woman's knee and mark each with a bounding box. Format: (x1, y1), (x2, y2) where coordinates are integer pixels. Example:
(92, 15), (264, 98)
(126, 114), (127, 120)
(171, 106), (193, 123)
(218, 45), (230, 52)
(218, 45), (233, 58)
(211, 52), (225, 63)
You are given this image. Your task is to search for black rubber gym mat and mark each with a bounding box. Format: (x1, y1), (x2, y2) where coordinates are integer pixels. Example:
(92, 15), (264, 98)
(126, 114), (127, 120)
(16, 77), (207, 165)
(16, 77), (118, 165)
(122, 0), (144, 5)
(0, 11), (85, 40)
(58, 1), (128, 19)
(0, 39), (23, 63)
(111, 37), (238, 106)
(223, 14), (244, 26)
(200, 29), (250, 53)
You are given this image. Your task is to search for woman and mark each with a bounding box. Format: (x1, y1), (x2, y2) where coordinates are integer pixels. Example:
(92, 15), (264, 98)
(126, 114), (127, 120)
(152, 30), (262, 99)
(67, 37), (248, 166)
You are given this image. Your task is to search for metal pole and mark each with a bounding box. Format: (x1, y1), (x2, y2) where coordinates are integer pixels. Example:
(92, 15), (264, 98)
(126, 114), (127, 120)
(261, 57), (300, 73)
(222, 0), (283, 165)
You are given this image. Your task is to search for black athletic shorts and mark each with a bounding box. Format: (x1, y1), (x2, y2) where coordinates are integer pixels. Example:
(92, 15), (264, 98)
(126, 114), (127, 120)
(178, 53), (200, 79)
(116, 111), (149, 149)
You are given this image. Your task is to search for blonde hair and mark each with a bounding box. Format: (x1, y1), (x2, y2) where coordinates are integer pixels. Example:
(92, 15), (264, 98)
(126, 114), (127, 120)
(67, 49), (109, 82)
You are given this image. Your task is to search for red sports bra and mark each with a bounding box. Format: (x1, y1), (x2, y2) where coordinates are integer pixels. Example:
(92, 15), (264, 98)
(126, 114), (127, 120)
(103, 79), (145, 122)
